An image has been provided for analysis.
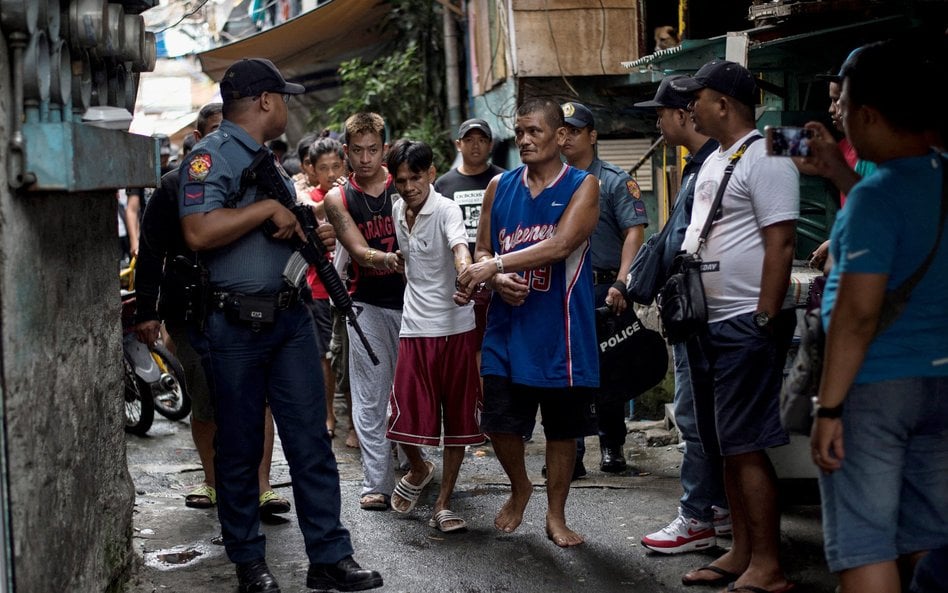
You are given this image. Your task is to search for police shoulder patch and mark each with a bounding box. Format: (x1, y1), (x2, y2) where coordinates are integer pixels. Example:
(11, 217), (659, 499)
(188, 153), (213, 182)
(183, 183), (205, 205)
(626, 178), (641, 199)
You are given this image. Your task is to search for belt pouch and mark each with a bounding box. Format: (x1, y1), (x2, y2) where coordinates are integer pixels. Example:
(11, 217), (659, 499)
(237, 295), (276, 325)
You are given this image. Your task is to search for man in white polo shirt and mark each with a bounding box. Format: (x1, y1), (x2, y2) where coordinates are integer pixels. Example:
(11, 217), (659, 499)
(384, 139), (485, 534)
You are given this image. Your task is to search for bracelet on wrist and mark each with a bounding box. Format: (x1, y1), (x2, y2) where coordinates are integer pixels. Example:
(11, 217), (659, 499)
(495, 256), (504, 275)
(611, 281), (628, 296)
(366, 248), (376, 267)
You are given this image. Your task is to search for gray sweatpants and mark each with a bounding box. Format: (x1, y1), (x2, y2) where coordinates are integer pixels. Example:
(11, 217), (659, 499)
(347, 303), (402, 498)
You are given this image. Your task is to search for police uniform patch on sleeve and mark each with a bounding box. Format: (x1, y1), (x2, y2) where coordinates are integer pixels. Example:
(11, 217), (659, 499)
(633, 200), (646, 215)
(187, 153), (213, 182)
(626, 179), (641, 199)
(183, 182), (205, 205)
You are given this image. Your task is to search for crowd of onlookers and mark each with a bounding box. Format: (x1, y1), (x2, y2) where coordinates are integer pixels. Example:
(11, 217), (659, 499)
(122, 33), (946, 593)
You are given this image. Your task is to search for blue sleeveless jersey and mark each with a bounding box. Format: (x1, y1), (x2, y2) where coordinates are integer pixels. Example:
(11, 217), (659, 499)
(481, 164), (599, 388)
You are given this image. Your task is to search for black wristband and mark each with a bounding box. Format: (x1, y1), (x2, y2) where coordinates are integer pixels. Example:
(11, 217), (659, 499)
(814, 402), (844, 418)
(611, 281), (628, 296)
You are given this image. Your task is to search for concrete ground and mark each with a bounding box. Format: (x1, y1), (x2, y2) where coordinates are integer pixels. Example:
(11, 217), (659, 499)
(124, 404), (836, 593)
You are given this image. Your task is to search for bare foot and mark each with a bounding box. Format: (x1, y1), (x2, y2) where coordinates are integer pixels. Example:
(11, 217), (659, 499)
(494, 490), (531, 533)
(345, 427), (359, 449)
(546, 514), (584, 548)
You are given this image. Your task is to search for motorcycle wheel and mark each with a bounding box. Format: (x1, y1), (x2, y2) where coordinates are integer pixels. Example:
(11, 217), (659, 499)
(150, 343), (191, 421)
(124, 355), (154, 435)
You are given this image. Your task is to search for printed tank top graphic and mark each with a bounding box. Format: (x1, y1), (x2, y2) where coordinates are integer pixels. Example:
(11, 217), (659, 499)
(342, 176), (405, 308)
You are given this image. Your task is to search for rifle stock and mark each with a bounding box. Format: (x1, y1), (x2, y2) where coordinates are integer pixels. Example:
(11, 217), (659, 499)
(243, 149), (380, 365)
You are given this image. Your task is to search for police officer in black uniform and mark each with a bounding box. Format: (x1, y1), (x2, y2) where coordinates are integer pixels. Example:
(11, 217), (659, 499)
(178, 58), (382, 593)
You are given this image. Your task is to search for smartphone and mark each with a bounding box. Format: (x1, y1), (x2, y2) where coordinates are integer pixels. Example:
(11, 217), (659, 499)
(765, 126), (814, 157)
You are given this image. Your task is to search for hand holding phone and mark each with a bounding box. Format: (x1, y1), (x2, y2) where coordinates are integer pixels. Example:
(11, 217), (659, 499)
(765, 126), (814, 157)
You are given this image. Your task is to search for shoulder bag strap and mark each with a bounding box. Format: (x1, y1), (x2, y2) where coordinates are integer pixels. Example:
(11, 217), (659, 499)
(880, 155), (948, 310)
(694, 135), (761, 256)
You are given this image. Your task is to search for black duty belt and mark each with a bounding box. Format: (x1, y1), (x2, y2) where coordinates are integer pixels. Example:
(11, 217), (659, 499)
(210, 287), (301, 312)
(592, 268), (619, 285)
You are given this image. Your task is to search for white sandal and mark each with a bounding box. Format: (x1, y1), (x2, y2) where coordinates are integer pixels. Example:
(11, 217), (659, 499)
(391, 460), (435, 514)
(428, 509), (467, 533)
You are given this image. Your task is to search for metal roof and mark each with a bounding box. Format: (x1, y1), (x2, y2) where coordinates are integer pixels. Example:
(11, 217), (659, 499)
(196, 0), (394, 83)
(620, 14), (915, 85)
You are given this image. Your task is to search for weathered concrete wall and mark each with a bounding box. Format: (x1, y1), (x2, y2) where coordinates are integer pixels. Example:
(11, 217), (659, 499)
(0, 34), (135, 593)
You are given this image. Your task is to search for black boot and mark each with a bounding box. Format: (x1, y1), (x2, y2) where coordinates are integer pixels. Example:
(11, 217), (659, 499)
(307, 555), (383, 592)
(236, 559), (281, 593)
(600, 445), (627, 473)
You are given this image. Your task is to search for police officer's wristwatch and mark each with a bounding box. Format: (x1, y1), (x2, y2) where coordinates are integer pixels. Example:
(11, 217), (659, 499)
(752, 311), (772, 329)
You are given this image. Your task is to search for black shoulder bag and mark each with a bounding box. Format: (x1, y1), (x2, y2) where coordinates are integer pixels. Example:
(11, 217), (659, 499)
(595, 302), (669, 404)
(657, 136), (760, 344)
(627, 167), (699, 305)
(780, 155), (948, 435)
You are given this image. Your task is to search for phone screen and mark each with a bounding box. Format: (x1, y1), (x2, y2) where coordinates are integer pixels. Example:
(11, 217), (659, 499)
(765, 126), (813, 157)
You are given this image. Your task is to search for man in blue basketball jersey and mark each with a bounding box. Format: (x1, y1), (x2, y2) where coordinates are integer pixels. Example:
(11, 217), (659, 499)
(457, 98), (600, 547)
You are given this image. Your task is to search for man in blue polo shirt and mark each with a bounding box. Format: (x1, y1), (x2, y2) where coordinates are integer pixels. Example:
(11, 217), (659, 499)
(560, 101), (648, 476)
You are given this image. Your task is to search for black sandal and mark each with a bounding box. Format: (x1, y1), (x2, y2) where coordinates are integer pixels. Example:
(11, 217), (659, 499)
(682, 565), (741, 587)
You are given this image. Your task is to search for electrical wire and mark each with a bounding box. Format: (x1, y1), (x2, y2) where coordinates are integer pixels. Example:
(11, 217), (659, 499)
(597, 0), (607, 75)
(543, 0), (578, 97)
(154, 0), (212, 34)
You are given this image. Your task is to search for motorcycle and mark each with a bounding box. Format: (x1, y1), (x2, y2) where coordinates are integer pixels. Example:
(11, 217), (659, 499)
(120, 258), (191, 435)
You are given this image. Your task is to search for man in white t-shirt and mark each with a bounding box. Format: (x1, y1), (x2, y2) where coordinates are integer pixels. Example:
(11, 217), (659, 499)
(670, 61), (799, 592)
(384, 139), (485, 534)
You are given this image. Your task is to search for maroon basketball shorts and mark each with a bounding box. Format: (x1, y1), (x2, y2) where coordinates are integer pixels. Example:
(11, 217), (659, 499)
(387, 330), (485, 447)
(472, 287), (491, 346)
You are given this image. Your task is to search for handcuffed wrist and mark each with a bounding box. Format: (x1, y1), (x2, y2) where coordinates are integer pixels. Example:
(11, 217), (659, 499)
(611, 281), (627, 296)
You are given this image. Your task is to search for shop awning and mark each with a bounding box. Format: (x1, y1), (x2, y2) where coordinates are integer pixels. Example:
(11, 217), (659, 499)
(196, 0), (394, 84)
(620, 14), (913, 86)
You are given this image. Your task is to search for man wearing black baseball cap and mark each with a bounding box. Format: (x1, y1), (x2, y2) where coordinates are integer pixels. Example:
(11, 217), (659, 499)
(803, 48), (877, 270)
(434, 118), (505, 379)
(436, 118), (504, 252)
(179, 58), (383, 593)
(670, 59), (759, 108)
(220, 57), (305, 100)
(666, 59), (800, 593)
(632, 77), (731, 557)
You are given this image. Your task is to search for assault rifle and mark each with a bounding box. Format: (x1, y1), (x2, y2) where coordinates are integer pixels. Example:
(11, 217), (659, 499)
(241, 148), (380, 365)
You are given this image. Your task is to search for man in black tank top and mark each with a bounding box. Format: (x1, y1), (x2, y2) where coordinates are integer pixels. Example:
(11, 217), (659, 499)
(324, 113), (405, 511)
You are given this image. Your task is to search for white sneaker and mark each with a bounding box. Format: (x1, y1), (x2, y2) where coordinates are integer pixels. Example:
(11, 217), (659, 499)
(641, 508), (716, 554)
(712, 505), (732, 537)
